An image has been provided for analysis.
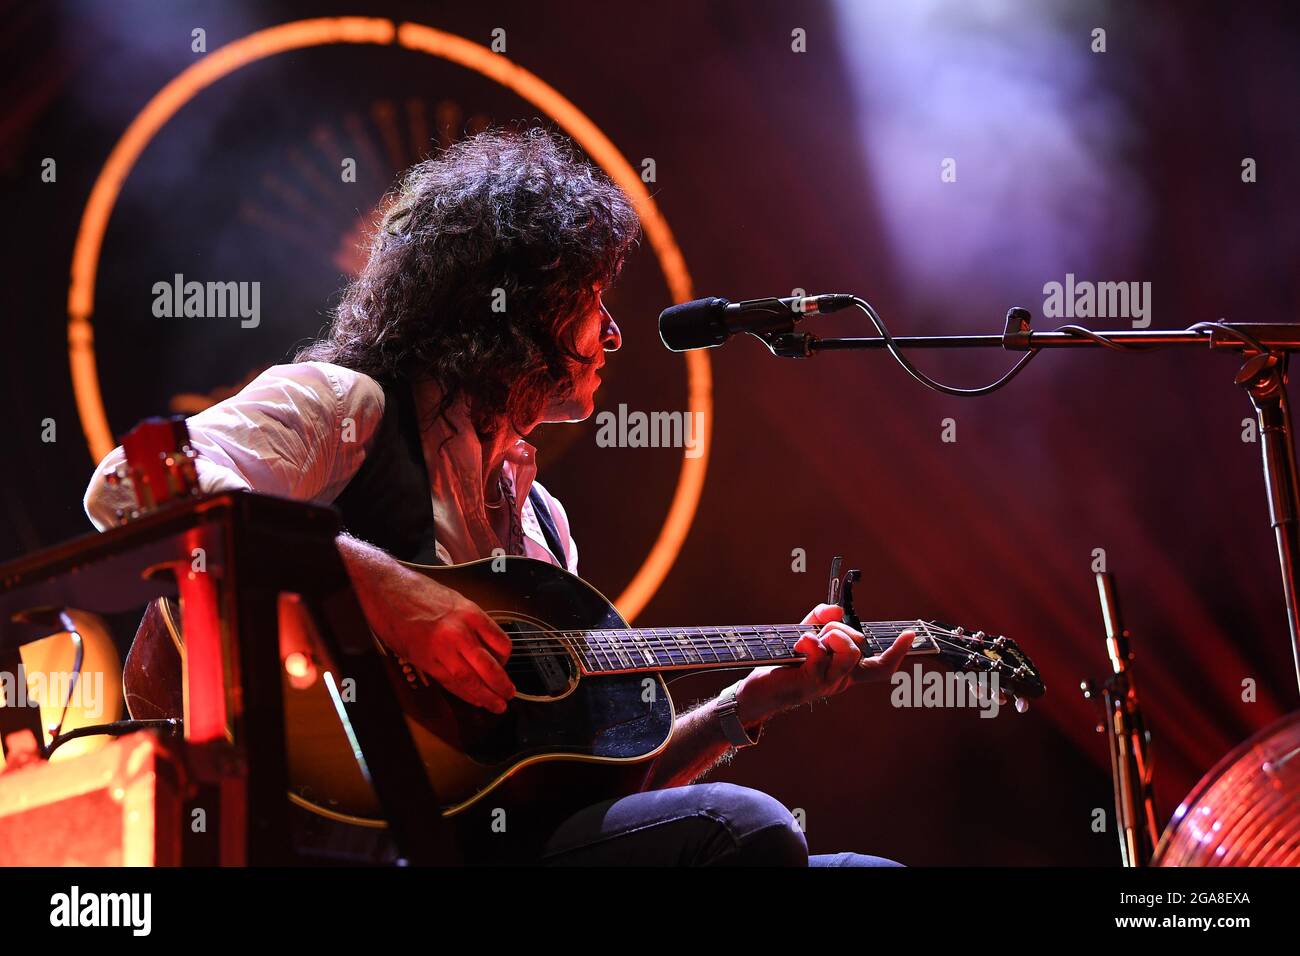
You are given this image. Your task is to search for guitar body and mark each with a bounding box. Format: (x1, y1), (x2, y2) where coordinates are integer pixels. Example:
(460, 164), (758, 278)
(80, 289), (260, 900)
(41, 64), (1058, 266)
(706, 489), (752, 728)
(124, 557), (674, 833)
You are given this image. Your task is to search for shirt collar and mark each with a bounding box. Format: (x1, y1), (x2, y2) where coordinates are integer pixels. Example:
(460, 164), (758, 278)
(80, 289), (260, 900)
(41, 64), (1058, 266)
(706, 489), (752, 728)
(411, 379), (539, 561)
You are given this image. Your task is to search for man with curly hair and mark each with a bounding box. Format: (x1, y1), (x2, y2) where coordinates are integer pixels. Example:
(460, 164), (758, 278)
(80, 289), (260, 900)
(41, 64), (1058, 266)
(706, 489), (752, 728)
(84, 128), (906, 866)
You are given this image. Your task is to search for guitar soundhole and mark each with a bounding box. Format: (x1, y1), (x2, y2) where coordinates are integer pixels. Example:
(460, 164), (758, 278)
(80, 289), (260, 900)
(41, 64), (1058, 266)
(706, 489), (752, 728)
(501, 620), (577, 700)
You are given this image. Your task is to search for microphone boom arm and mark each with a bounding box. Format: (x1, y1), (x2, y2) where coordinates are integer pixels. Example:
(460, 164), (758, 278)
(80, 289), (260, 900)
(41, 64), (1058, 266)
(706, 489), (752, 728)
(735, 294), (1300, 700)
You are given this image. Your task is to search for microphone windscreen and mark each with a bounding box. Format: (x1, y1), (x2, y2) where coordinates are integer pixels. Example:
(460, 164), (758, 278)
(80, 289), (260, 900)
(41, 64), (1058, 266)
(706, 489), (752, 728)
(658, 297), (730, 352)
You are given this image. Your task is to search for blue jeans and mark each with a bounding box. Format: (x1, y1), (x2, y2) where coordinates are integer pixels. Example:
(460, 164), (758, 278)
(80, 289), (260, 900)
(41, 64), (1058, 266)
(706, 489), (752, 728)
(291, 782), (901, 866)
(536, 782), (901, 867)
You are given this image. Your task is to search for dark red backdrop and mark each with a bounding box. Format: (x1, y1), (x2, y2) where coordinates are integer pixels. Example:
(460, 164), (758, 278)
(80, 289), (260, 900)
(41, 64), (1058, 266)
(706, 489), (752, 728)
(4, 0), (1299, 864)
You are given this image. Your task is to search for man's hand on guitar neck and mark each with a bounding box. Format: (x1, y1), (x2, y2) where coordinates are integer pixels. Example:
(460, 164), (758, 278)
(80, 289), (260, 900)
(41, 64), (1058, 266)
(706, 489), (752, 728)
(734, 604), (914, 726)
(643, 605), (914, 790)
(336, 535), (517, 714)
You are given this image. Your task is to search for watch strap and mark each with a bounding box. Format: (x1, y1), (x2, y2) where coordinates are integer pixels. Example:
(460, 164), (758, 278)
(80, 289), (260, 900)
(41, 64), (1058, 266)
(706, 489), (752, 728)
(716, 682), (763, 748)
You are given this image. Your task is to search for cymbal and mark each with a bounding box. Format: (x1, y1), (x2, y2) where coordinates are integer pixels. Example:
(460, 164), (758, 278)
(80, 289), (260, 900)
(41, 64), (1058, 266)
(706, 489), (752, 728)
(1154, 710), (1300, 866)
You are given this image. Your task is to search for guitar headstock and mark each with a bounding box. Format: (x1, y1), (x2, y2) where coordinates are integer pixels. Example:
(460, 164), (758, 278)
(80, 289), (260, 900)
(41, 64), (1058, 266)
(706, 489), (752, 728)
(923, 622), (1046, 704)
(107, 416), (200, 520)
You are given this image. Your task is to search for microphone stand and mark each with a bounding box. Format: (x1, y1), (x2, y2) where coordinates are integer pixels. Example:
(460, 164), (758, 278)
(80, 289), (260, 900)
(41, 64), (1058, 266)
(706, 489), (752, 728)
(1081, 572), (1160, 866)
(752, 307), (1300, 698)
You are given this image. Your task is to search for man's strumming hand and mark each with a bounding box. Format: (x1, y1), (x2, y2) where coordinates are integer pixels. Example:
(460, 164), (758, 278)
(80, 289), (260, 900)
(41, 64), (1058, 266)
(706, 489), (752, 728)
(337, 535), (516, 714)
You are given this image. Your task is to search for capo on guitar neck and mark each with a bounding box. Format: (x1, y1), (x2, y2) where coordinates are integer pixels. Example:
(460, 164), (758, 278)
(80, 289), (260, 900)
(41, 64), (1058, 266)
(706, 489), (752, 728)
(826, 555), (863, 632)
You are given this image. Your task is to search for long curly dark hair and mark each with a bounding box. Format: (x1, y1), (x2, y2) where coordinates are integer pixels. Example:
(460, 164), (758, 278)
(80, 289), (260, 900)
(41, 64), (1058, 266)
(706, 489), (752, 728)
(298, 127), (640, 435)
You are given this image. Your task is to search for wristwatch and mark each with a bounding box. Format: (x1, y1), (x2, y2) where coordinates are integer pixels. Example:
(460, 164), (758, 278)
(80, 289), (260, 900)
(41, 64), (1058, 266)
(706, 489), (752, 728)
(716, 681), (763, 749)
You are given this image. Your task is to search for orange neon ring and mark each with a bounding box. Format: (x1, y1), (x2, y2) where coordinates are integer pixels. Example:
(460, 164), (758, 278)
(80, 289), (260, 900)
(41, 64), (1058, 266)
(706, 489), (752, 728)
(67, 17), (709, 619)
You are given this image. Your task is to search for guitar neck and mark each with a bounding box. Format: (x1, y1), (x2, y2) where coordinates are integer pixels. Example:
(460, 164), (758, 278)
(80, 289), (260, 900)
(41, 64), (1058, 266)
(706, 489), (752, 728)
(551, 622), (942, 676)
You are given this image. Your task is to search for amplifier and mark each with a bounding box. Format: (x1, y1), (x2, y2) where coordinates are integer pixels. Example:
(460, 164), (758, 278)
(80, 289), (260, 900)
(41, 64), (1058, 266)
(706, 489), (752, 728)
(0, 731), (183, 866)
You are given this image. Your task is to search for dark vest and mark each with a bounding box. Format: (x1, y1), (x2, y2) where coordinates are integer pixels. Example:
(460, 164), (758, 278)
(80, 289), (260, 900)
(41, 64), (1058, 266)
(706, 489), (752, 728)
(332, 380), (565, 566)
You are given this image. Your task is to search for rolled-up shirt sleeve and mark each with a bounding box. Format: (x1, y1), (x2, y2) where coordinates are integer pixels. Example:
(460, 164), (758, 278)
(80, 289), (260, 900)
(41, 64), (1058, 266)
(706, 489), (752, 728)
(84, 362), (384, 530)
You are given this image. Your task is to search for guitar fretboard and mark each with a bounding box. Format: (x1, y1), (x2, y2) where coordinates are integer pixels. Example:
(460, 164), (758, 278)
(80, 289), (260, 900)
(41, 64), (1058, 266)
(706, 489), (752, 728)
(522, 623), (942, 675)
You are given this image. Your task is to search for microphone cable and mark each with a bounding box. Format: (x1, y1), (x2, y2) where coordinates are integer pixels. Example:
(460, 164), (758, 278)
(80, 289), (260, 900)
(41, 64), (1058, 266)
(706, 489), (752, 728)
(848, 296), (1276, 399)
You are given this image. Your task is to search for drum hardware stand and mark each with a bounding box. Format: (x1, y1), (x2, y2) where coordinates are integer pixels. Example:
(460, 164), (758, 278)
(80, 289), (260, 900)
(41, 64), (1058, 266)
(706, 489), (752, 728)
(1080, 571), (1160, 866)
(758, 308), (1300, 699)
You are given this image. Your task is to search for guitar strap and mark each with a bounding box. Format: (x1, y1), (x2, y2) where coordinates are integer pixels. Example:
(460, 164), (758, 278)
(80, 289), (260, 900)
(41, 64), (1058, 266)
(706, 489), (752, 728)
(527, 485), (568, 568)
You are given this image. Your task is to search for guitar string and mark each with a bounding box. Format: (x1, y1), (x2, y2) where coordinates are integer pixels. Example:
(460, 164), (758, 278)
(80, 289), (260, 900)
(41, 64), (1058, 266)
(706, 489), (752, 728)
(496, 622), (968, 650)
(497, 621), (948, 646)
(487, 626), (1034, 689)
(494, 624), (938, 659)
(500, 620), (929, 635)
(496, 625), (1022, 674)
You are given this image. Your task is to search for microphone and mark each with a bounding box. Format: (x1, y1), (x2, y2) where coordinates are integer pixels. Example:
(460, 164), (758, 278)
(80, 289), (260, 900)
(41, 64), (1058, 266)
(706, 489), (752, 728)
(658, 293), (855, 352)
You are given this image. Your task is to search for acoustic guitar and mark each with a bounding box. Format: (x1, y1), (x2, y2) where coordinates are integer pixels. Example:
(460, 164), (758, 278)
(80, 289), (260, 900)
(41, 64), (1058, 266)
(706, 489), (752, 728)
(116, 418), (1046, 831)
